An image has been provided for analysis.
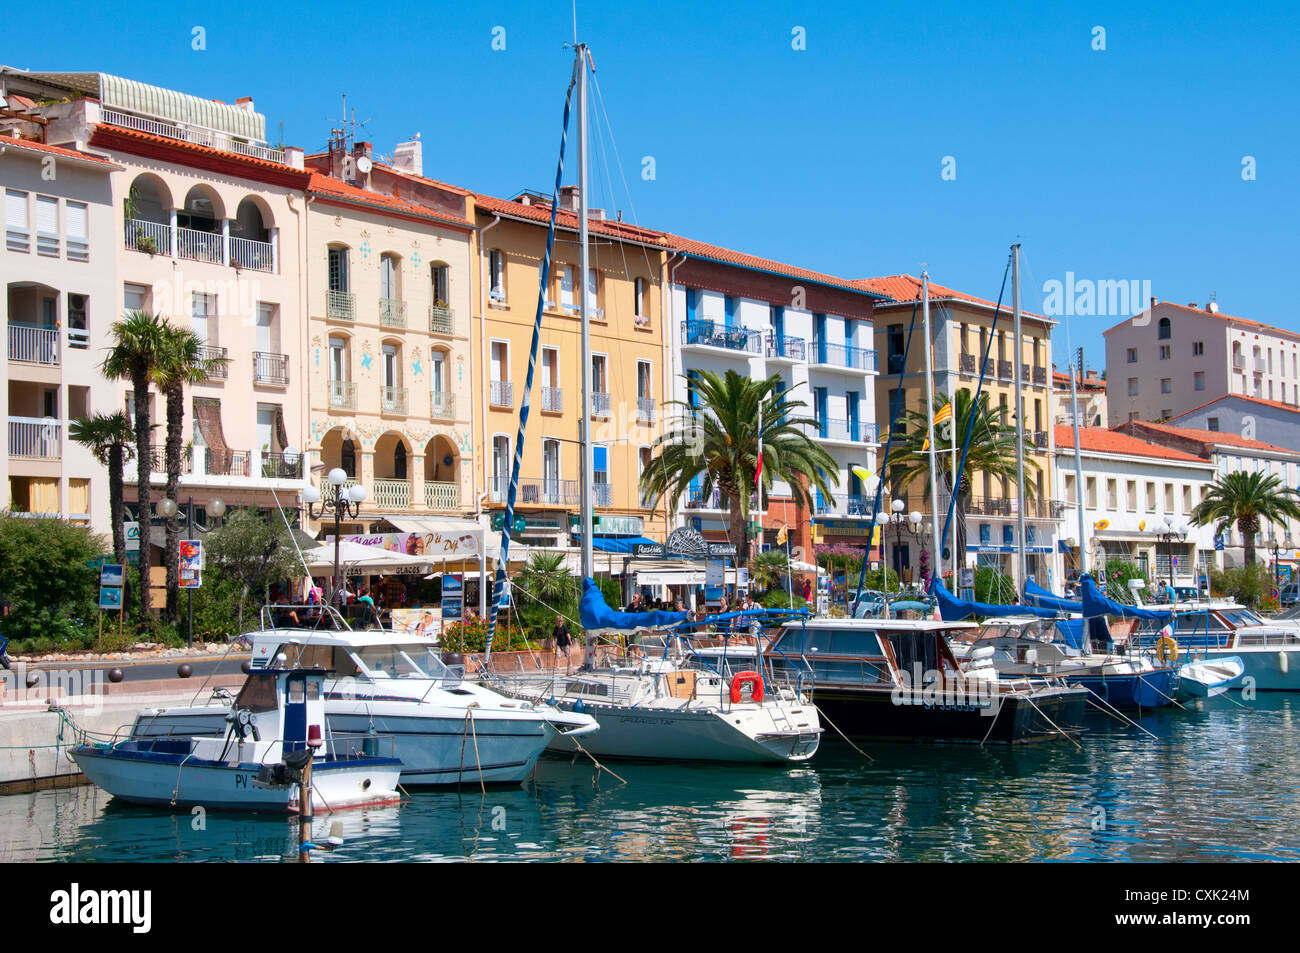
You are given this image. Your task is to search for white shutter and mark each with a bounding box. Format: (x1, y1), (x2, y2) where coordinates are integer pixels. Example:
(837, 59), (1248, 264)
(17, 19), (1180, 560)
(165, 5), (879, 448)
(5, 190), (27, 228)
(36, 195), (57, 234)
(65, 201), (88, 239)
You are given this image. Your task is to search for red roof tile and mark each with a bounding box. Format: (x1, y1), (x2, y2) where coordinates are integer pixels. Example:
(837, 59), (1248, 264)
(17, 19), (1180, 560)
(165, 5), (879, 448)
(0, 136), (115, 165)
(1052, 369), (1105, 390)
(1103, 301), (1300, 344)
(858, 274), (1050, 320)
(90, 122), (296, 174)
(1055, 425), (1210, 463)
(372, 161), (472, 197)
(474, 192), (669, 247)
(308, 173), (471, 228)
(663, 233), (885, 296)
(1118, 419), (1294, 455)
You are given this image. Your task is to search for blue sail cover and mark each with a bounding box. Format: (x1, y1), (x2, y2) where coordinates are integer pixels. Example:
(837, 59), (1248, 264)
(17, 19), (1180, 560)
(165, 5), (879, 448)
(1025, 579), (1083, 613)
(1054, 619), (1088, 649)
(1080, 574), (1172, 622)
(932, 579), (1056, 621)
(579, 578), (690, 631)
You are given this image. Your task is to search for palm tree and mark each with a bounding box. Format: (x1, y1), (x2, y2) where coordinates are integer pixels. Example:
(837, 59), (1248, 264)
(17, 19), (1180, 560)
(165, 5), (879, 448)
(1190, 471), (1300, 566)
(102, 311), (169, 626)
(885, 389), (1038, 569)
(512, 550), (579, 639)
(155, 325), (227, 621)
(639, 369), (839, 567)
(69, 413), (135, 566)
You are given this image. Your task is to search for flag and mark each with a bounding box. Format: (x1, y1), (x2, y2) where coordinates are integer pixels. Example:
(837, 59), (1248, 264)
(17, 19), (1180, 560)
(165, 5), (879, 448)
(777, 525), (788, 546)
(755, 418), (764, 486)
(934, 402), (953, 426)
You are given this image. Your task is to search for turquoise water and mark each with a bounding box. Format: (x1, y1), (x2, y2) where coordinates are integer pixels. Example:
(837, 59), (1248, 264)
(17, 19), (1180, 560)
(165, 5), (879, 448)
(4, 695), (1297, 862)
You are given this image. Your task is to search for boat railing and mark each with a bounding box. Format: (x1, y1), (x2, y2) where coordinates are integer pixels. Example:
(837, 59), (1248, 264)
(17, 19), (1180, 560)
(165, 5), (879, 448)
(257, 603), (354, 634)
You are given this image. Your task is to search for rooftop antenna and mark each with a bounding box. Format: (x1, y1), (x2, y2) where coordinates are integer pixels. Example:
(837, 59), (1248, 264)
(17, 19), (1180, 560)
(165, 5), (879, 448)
(328, 94), (372, 152)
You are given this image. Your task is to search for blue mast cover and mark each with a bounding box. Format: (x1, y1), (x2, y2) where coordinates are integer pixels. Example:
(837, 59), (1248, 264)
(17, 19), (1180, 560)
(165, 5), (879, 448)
(579, 578), (690, 631)
(1024, 578), (1083, 613)
(1079, 574), (1172, 622)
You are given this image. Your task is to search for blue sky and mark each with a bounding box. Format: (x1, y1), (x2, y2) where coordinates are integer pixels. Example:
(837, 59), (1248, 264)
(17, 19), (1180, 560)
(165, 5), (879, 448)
(9, 0), (1299, 370)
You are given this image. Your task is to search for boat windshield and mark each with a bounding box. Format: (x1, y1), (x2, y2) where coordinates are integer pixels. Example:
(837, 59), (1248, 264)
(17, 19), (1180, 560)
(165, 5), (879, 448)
(1222, 609), (1265, 627)
(355, 645), (431, 678)
(976, 621), (1055, 644)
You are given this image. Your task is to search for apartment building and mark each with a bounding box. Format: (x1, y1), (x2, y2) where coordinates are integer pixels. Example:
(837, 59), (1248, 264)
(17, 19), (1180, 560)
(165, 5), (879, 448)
(665, 235), (886, 563)
(2, 136), (120, 536)
(1104, 299), (1300, 425)
(1115, 420), (1300, 572)
(1054, 426), (1218, 589)
(1167, 394), (1300, 455)
(1, 69), (311, 538)
(1052, 368), (1107, 427)
(860, 275), (1058, 585)
(303, 136), (476, 535)
(472, 186), (670, 554)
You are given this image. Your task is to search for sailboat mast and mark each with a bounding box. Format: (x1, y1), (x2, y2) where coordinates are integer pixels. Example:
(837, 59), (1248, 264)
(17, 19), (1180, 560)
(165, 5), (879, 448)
(921, 270), (941, 580)
(1069, 356), (1088, 577)
(577, 43), (594, 590)
(1012, 243), (1027, 589)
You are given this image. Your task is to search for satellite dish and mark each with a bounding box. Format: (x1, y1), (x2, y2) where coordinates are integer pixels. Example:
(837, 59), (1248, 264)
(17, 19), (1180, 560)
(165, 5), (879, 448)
(1095, 519), (1109, 530)
(356, 156), (373, 174)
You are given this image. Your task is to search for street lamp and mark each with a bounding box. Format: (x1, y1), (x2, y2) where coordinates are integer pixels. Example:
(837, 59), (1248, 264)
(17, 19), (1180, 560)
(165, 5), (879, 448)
(155, 496), (225, 648)
(304, 468), (367, 604)
(1151, 518), (1189, 595)
(1267, 533), (1294, 599)
(875, 498), (923, 619)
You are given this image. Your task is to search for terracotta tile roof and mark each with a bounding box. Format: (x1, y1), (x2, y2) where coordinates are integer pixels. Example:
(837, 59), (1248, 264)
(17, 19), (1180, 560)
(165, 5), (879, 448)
(1052, 369), (1105, 390)
(663, 233), (887, 296)
(474, 192), (669, 247)
(308, 173), (471, 228)
(1119, 419), (1295, 455)
(858, 273), (1050, 320)
(1054, 425), (1209, 463)
(372, 161), (472, 197)
(89, 122), (295, 174)
(0, 135), (115, 165)
(1170, 393), (1300, 420)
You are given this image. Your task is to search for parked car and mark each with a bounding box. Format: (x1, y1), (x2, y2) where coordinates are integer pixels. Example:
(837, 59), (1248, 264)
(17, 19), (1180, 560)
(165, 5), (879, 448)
(1278, 584), (1300, 607)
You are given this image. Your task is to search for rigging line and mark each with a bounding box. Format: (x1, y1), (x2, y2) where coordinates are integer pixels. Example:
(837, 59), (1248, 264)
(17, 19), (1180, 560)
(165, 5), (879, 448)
(936, 255), (1013, 574)
(851, 293), (922, 615)
(485, 61), (578, 656)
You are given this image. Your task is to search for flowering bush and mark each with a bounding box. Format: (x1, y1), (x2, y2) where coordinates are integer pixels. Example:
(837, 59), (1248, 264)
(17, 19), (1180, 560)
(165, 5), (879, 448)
(439, 613), (531, 653)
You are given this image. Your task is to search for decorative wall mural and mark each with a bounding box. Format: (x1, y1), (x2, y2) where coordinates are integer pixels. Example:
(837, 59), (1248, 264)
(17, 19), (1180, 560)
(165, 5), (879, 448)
(411, 358), (423, 377)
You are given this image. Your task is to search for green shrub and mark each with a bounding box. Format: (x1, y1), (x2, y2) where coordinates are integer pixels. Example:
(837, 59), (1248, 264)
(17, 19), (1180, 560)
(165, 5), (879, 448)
(0, 513), (104, 650)
(1210, 564), (1273, 608)
(974, 567), (1017, 604)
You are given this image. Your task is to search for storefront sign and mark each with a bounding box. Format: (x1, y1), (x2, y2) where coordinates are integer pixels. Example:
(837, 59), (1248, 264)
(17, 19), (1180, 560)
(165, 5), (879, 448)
(634, 526), (736, 558)
(329, 530), (479, 558)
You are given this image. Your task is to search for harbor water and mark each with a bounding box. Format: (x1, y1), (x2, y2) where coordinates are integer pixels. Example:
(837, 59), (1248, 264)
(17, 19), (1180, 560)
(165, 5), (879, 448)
(4, 694), (1297, 862)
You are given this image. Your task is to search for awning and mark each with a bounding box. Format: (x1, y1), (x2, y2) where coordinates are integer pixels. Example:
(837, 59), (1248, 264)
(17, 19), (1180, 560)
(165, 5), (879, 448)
(572, 534), (658, 555)
(636, 569), (706, 586)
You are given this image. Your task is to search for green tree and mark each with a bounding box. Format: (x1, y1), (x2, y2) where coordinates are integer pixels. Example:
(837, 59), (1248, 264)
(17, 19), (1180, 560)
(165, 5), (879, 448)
(155, 325), (228, 622)
(102, 311), (170, 626)
(511, 550), (579, 640)
(203, 510), (300, 631)
(69, 412), (135, 567)
(639, 369), (838, 567)
(1190, 471), (1300, 566)
(0, 513), (104, 648)
(886, 389), (1039, 569)
(750, 548), (790, 593)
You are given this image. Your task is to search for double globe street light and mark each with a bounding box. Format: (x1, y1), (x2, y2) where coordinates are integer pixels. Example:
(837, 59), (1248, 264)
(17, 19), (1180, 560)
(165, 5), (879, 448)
(875, 498), (924, 619)
(1151, 518), (1189, 594)
(303, 468), (367, 604)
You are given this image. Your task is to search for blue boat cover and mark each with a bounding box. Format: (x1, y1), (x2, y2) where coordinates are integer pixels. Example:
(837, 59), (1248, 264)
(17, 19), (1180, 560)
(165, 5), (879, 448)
(579, 577), (691, 631)
(1080, 574), (1172, 622)
(931, 579), (1056, 621)
(1054, 618), (1087, 649)
(1024, 579), (1083, 613)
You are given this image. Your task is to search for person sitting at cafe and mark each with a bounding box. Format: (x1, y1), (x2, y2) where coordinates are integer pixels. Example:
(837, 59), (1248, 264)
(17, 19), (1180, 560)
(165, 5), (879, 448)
(356, 586), (379, 627)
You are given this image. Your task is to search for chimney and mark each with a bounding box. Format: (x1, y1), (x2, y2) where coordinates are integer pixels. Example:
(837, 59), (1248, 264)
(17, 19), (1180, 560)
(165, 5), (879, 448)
(234, 96), (255, 112)
(284, 146), (304, 170)
(392, 135), (422, 177)
(1188, 302), (1198, 309)
(328, 129), (347, 180)
(1150, 296), (1158, 309)
(559, 184), (580, 211)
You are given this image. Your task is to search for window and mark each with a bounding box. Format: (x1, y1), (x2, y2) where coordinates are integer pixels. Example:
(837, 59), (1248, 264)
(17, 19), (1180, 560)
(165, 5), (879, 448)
(1161, 378), (1172, 394)
(492, 435), (509, 500)
(124, 282), (149, 313)
(489, 249), (506, 301)
(328, 337), (347, 381)
(639, 447), (653, 507)
(637, 360), (652, 401)
(634, 277), (648, 324)
(1164, 484), (1174, 512)
(1193, 341), (1204, 356)
(559, 264), (575, 311)
(1126, 347), (1137, 363)
(66, 201), (88, 261)
(36, 195), (58, 256)
(591, 354), (609, 414)
(431, 264), (450, 307)
(1145, 482), (1156, 511)
(5, 189), (29, 252)
(380, 254), (399, 301)
(587, 268), (602, 318)
(887, 324), (905, 373)
(1107, 479), (1118, 509)
(542, 439), (561, 502)
(191, 292), (217, 345)
(1064, 473), (1077, 504)
(1126, 480), (1137, 512)
(1086, 477), (1097, 508)
(1157, 317), (1171, 340)
(328, 246), (349, 292)
(68, 294), (89, 349)
(1194, 371), (1206, 391)
(1183, 485), (1192, 512)
(1128, 378), (1139, 397)
(1207, 417), (1219, 431)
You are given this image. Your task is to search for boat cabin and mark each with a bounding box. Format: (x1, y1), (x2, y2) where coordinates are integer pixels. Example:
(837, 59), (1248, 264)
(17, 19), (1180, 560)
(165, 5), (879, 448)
(768, 618), (978, 690)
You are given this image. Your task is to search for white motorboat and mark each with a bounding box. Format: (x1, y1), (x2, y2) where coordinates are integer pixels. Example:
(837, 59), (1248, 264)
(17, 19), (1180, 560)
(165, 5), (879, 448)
(72, 666), (402, 813)
(1178, 656), (1245, 698)
(1136, 600), (1300, 691)
(129, 607), (598, 786)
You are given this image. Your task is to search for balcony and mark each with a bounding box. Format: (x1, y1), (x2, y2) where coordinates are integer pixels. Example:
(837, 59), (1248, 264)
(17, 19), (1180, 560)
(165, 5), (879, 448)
(681, 319), (761, 355)
(9, 417), (60, 458)
(372, 479), (410, 509)
(959, 352), (977, 374)
(1254, 358), (1267, 373)
(253, 351), (290, 386)
(101, 107), (288, 165)
(199, 344), (228, 380)
(177, 226), (223, 265)
(429, 305), (455, 335)
(202, 449), (247, 477)
(8, 324), (59, 365)
(379, 298), (407, 329)
(430, 391), (456, 419)
(230, 236), (274, 273)
(814, 418), (879, 444)
(124, 218), (172, 256)
(594, 482), (613, 507)
(147, 444), (194, 475)
(998, 360), (1013, 379)
(1232, 354), (1245, 371)
(765, 334), (807, 362)
(260, 451), (303, 480)
(1033, 430), (1049, 449)
(814, 493), (874, 518)
(637, 396), (656, 422)
(1033, 366), (1047, 386)
(328, 380), (357, 410)
(592, 392), (611, 417)
(685, 487), (726, 510)
(327, 290), (355, 321)
(541, 387), (563, 413)
(518, 478), (579, 506)
(491, 380), (514, 408)
(811, 342), (878, 373)
(966, 496), (1066, 519)
(425, 481), (460, 511)
(381, 385), (408, 415)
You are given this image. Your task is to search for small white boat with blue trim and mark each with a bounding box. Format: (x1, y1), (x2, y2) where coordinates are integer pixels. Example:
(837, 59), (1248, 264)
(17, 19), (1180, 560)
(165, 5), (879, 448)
(1178, 656), (1245, 698)
(72, 665), (403, 813)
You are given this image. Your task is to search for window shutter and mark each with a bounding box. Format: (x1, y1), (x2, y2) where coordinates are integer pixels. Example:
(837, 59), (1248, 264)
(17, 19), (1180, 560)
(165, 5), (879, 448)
(5, 190), (28, 228)
(36, 195), (58, 234)
(66, 202), (88, 239)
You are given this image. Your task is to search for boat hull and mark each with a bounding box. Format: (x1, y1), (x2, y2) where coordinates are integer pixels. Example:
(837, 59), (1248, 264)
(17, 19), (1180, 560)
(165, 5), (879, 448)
(1203, 647), (1300, 691)
(1068, 667), (1179, 708)
(811, 685), (1086, 744)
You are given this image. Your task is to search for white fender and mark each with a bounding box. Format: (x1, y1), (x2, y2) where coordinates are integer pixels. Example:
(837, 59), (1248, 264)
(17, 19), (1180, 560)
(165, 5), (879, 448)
(1279, 651), (1289, 675)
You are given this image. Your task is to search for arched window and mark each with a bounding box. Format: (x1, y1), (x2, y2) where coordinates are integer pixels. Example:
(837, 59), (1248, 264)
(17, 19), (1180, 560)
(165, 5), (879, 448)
(1157, 317), (1171, 340)
(394, 442), (407, 480)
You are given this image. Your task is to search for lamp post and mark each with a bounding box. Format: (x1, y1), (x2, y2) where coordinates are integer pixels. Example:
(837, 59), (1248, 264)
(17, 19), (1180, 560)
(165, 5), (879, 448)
(1267, 533), (1294, 598)
(303, 468), (366, 604)
(1152, 518), (1189, 595)
(156, 496), (225, 648)
(875, 498), (923, 619)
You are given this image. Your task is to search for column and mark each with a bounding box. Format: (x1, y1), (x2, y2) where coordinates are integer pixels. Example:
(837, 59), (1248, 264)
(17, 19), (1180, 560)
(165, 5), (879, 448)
(270, 226), (279, 274)
(411, 454), (426, 510)
(221, 219), (231, 267)
(169, 208), (178, 257)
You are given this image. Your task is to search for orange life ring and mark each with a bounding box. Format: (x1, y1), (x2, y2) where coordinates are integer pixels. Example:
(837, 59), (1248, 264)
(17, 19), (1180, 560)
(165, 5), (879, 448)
(730, 670), (765, 704)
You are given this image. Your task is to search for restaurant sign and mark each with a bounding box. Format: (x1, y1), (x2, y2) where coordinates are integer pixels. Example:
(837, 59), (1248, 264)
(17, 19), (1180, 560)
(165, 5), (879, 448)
(328, 530), (480, 558)
(634, 526), (736, 558)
